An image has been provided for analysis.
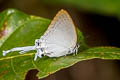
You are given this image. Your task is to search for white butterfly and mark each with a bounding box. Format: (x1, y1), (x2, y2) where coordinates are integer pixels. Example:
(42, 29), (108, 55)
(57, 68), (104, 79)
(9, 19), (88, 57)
(3, 9), (79, 61)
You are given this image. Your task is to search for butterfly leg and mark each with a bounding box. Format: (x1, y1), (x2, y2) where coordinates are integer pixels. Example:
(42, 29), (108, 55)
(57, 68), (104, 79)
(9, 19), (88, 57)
(75, 44), (80, 55)
(75, 48), (78, 55)
(34, 52), (38, 61)
(70, 44), (79, 56)
(37, 49), (43, 58)
(34, 48), (43, 61)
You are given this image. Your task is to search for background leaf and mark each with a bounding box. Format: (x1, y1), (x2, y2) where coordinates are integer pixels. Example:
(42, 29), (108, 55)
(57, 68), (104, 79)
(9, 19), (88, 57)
(41, 0), (120, 17)
(0, 9), (120, 80)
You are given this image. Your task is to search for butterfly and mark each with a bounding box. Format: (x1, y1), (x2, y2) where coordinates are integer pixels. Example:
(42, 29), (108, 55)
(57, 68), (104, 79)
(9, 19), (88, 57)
(3, 9), (79, 61)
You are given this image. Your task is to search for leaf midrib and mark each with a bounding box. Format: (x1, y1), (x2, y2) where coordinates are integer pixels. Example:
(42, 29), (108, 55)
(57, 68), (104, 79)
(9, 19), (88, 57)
(0, 53), (34, 61)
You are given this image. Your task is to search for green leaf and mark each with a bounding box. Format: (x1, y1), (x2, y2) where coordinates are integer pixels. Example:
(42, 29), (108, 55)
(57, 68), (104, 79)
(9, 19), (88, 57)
(42, 0), (120, 17)
(0, 9), (120, 80)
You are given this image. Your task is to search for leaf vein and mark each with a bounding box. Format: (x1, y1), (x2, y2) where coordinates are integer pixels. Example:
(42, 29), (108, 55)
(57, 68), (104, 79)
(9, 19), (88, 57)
(11, 58), (23, 79)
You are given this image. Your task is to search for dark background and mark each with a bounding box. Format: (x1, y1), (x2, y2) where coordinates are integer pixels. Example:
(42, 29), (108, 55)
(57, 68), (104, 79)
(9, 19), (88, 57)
(0, 0), (120, 80)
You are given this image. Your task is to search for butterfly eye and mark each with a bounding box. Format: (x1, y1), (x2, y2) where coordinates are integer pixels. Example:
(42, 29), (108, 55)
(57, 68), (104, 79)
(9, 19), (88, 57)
(35, 39), (40, 46)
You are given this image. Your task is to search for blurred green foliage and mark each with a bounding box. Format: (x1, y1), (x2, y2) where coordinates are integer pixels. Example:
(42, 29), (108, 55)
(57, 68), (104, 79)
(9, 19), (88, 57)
(42, 0), (120, 17)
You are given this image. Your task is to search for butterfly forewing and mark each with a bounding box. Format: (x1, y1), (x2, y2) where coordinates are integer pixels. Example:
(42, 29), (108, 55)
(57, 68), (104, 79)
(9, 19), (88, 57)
(41, 10), (77, 57)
